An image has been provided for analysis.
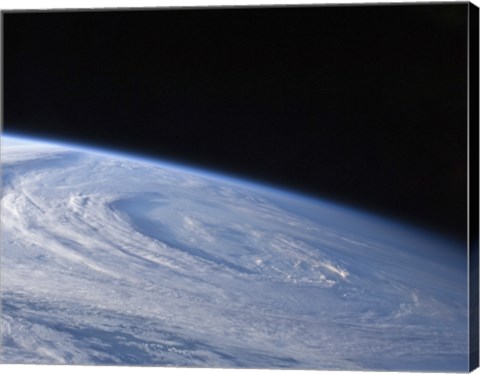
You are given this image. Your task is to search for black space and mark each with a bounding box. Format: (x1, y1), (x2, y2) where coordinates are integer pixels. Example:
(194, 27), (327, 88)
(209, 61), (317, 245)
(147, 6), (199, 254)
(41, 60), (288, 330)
(3, 3), (470, 240)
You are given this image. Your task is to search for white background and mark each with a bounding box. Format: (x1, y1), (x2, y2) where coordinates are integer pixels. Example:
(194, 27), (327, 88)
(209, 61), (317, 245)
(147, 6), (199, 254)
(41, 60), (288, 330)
(1, 1), (478, 374)
(2, 0), (475, 11)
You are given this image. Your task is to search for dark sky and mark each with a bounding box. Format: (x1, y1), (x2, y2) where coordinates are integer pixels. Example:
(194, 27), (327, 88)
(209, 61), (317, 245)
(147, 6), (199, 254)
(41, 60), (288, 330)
(3, 3), (471, 240)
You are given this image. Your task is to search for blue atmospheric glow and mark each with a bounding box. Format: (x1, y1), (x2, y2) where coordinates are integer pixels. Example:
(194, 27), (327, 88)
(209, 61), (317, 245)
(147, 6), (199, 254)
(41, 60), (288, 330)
(0, 131), (468, 369)
(1, 132), (464, 256)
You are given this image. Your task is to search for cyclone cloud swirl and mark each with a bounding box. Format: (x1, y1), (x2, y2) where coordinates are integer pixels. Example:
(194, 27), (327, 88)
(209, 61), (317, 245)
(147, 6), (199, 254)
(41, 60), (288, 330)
(0, 137), (468, 370)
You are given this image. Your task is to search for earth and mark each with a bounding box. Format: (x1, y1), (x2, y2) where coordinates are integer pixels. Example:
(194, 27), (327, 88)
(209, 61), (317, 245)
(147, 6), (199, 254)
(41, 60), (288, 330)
(0, 135), (468, 371)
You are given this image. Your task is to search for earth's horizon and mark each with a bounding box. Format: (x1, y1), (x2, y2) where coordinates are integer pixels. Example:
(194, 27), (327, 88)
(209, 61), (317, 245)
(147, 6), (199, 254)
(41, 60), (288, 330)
(0, 134), (469, 371)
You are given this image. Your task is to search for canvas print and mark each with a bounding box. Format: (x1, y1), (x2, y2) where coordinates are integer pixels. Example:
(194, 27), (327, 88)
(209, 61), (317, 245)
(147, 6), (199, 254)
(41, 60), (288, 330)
(1, 2), (479, 372)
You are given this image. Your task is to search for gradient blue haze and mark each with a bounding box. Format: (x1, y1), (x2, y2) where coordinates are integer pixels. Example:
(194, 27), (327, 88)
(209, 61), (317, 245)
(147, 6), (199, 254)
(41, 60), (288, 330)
(1, 134), (468, 370)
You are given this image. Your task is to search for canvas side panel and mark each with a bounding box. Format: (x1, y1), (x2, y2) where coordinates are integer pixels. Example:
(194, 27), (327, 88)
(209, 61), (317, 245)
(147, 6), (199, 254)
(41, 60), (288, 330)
(469, 2), (479, 372)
